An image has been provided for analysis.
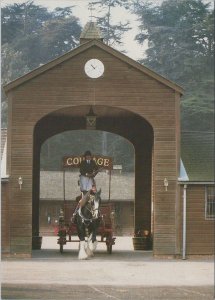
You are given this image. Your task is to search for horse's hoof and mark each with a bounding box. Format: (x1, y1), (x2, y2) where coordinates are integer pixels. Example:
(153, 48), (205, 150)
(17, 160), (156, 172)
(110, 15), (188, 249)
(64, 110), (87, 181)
(93, 241), (98, 251)
(78, 254), (88, 260)
(85, 246), (94, 257)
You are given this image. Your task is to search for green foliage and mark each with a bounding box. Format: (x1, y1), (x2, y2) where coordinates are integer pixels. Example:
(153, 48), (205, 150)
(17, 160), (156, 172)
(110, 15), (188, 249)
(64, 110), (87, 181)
(1, 2), (82, 70)
(131, 0), (214, 131)
(2, 1), (51, 44)
(1, 43), (30, 83)
(36, 15), (81, 64)
(1, 1), (82, 127)
(88, 0), (131, 47)
(1, 43), (31, 126)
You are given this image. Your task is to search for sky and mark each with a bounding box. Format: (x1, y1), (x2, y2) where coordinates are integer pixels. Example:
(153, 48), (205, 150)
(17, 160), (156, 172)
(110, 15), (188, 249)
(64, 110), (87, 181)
(1, 0), (214, 60)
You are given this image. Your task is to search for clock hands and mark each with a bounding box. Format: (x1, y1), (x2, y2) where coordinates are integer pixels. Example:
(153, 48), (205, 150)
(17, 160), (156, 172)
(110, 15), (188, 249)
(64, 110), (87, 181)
(84, 59), (104, 78)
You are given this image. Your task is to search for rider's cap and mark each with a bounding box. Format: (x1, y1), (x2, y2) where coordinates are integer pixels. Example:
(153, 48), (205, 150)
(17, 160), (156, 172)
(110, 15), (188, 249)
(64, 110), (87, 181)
(84, 150), (92, 156)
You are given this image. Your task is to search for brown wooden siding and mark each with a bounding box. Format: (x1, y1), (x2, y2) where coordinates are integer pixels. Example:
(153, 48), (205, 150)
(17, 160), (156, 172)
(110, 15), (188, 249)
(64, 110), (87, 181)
(180, 185), (214, 255)
(1, 180), (10, 254)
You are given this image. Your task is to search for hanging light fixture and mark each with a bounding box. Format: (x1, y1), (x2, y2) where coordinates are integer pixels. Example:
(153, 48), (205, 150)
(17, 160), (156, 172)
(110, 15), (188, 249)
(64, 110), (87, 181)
(86, 106), (97, 129)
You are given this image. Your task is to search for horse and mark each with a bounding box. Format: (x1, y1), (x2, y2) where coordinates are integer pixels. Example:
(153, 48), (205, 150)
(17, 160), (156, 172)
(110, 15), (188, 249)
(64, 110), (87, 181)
(76, 189), (101, 259)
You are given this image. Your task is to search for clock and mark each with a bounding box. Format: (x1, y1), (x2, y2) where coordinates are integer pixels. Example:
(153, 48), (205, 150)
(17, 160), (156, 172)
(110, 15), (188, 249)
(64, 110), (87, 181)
(84, 59), (104, 78)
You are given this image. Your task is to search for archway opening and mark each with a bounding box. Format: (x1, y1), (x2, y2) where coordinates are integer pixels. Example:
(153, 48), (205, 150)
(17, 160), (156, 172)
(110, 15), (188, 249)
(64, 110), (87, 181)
(33, 105), (154, 253)
(39, 130), (135, 240)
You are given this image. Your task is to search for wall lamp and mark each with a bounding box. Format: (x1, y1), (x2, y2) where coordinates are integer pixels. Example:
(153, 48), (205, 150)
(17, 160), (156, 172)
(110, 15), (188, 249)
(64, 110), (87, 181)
(164, 178), (168, 191)
(18, 176), (23, 190)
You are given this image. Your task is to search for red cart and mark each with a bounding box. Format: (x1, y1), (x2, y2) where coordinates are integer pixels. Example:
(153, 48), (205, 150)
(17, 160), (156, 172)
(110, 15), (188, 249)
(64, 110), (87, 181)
(56, 155), (116, 254)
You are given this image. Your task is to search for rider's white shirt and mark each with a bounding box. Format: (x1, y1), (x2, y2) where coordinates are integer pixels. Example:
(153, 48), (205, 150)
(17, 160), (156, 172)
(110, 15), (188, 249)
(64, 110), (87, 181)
(80, 175), (94, 191)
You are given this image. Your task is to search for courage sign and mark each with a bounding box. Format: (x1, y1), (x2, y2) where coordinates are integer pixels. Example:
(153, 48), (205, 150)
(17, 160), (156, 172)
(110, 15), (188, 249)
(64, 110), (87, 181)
(63, 155), (113, 170)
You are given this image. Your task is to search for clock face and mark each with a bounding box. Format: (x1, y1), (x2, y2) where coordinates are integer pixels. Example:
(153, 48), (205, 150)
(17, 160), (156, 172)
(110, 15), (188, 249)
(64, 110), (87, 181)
(84, 59), (104, 78)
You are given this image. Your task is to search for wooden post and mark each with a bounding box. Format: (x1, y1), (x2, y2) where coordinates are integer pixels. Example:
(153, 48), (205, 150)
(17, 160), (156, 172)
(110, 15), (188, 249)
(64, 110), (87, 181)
(63, 169), (66, 216)
(108, 169), (112, 201)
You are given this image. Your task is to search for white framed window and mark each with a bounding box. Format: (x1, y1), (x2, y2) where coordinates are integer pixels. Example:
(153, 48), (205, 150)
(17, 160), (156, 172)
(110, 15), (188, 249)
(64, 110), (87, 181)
(205, 186), (215, 220)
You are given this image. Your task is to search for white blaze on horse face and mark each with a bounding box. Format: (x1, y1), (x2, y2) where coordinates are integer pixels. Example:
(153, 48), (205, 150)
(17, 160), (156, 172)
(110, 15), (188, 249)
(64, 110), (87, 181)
(92, 196), (99, 218)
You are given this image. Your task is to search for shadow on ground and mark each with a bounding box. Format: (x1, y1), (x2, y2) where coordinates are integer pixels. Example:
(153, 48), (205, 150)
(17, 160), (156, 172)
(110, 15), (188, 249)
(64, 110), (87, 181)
(32, 248), (154, 262)
(2, 284), (214, 300)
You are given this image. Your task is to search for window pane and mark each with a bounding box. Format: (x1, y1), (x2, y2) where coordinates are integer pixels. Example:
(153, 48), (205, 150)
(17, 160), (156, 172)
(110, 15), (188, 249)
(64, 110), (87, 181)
(206, 186), (215, 219)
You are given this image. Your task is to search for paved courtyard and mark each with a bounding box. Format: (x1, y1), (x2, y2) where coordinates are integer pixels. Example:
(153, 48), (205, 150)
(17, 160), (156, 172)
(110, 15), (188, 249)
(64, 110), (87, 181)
(1, 237), (214, 299)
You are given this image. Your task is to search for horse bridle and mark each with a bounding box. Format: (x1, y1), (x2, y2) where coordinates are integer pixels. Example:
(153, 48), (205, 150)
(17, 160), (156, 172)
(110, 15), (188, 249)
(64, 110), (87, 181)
(78, 195), (99, 224)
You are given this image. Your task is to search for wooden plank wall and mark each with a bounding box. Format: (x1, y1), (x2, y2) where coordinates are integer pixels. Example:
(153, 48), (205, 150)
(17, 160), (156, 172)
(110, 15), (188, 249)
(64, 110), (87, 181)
(180, 185), (214, 255)
(6, 45), (180, 256)
(1, 180), (10, 254)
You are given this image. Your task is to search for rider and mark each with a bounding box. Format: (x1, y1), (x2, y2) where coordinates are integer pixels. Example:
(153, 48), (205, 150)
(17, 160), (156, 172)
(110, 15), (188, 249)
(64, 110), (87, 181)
(72, 151), (98, 222)
(79, 150), (99, 195)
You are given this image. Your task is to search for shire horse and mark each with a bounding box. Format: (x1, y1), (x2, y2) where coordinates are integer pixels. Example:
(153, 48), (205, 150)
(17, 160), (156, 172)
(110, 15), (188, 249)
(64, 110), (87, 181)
(76, 189), (101, 259)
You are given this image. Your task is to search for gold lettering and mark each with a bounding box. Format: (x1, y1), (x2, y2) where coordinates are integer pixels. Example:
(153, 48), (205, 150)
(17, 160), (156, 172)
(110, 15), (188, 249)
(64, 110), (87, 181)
(66, 158), (73, 166)
(73, 157), (79, 165)
(97, 158), (103, 166)
(64, 155), (112, 169)
(104, 158), (110, 167)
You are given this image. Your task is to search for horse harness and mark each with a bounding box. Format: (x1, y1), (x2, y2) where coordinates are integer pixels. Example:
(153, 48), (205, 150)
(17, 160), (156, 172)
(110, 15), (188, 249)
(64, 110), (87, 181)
(78, 194), (99, 225)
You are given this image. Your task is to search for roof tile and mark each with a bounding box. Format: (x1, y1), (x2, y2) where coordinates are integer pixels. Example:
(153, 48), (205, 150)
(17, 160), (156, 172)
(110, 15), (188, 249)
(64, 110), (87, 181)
(80, 22), (103, 40)
(181, 131), (214, 182)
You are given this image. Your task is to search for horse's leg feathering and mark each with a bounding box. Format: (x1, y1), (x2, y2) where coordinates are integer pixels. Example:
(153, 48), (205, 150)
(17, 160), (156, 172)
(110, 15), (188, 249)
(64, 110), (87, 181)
(78, 241), (88, 260)
(86, 233), (94, 257)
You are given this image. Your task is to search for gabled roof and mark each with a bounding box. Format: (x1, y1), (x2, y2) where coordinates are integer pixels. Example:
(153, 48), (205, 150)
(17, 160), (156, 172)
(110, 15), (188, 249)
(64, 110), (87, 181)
(4, 39), (184, 95)
(181, 131), (214, 182)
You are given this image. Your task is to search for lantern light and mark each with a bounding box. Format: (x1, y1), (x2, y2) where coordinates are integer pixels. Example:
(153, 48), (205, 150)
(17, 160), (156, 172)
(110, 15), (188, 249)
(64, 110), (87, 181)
(86, 106), (97, 129)
(164, 178), (168, 191)
(18, 176), (23, 190)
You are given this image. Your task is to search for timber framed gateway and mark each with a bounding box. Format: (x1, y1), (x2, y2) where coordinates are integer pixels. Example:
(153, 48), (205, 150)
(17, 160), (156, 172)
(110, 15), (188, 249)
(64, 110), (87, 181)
(2, 22), (184, 257)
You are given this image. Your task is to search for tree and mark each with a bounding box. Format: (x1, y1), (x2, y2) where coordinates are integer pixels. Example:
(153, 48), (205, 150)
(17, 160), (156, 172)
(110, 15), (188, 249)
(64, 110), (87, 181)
(2, 2), (82, 69)
(1, 43), (31, 126)
(1, 2), (82, 126)
(1, 1), (51, 44)
(36, 12), (81, 65)
(131, 0), (214, 131)
(88, 0), (131, 48)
